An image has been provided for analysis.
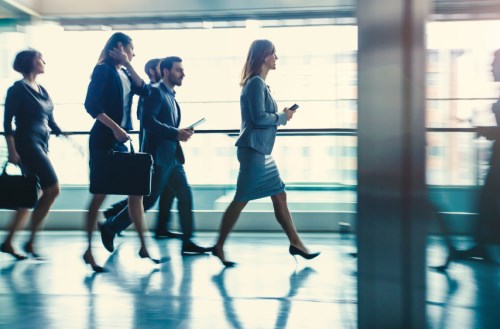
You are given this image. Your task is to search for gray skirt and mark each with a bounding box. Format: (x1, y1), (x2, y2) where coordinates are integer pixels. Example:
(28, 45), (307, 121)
(233, 147), (285, 202)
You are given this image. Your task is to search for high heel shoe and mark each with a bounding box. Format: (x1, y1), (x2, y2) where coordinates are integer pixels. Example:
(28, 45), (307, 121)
(138, 248), (170, 264)
(211, 248), (237, 267)
(0, 243), (27, 261)
(289, 245), (320, 260)
(23, 243), (46, 260)
(82, 250), (106, 273)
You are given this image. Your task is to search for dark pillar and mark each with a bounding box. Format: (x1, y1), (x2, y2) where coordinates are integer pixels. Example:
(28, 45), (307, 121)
(357, 0), (429, 328)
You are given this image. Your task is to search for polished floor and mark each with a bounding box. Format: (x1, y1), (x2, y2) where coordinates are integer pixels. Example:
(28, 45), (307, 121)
(0, 232), (498, 329)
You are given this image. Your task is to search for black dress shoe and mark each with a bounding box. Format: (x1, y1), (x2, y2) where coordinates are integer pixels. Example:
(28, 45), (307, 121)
(454, 245), (493, 262)
(154, 230), (183, 240)
(182, 241), (213, 255)
(98, 222), (115, 253)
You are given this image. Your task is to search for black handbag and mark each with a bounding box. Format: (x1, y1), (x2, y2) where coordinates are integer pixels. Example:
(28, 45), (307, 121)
(0, 162), (39, 209)
(89, 141), (154, 196)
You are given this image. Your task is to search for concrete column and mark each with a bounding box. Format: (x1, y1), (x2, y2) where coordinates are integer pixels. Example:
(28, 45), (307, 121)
(357, 0), (429, 328)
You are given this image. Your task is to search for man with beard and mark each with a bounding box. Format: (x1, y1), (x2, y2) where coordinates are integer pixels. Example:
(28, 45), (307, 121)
(99, 56), (211, 255)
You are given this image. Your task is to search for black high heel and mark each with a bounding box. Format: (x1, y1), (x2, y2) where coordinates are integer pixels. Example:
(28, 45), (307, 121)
(82, 250), (106, 273)
(0, 243), (27, 261)
(211, 248), (237, 267)
(138, 248), (170, 264)
(23, 243), (46, 260)
(289, 245), (320, 260)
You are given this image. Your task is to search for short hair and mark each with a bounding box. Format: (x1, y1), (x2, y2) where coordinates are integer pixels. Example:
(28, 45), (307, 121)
(144, 58), (161, 78)
(13, 49), (41, 75)
(160, 56), (182, 76)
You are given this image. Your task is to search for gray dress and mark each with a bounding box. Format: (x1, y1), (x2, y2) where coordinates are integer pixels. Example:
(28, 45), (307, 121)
(233, 75), (288, 202)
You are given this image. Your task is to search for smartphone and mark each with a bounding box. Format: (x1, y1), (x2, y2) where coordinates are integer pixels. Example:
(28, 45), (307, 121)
(188, 118), (206, 129)
(289, 104), (299, 111)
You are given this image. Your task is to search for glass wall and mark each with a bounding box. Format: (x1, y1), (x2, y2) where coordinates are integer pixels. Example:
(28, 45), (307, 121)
(1, 19), (500, 209)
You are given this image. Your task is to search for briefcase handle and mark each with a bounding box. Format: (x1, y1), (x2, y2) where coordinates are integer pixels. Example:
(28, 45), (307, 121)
(1, 161), (29, 178)
(112, 139), (137, 156)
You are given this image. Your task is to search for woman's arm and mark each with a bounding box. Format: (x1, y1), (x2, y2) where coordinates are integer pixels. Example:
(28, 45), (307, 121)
(84, 64), (111, 118)
(5, 135), (20, 164)
(109, 48), (144, 88)
(96, 113), (129, 142)
(246, 78), (286, 126)
(4, 86), (21, 163)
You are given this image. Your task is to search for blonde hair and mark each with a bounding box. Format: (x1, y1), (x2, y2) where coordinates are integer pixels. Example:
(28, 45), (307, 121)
(240, 39), (275, 86)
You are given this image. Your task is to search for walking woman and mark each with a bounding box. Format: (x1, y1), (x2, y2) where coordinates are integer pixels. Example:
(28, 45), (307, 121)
(212, 39), (320, 266)
(2, 49), (63, 260)
(84, 32), (161, 272)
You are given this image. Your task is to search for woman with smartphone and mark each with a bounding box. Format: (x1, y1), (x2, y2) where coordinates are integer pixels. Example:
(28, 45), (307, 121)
(211, 39), (320, 266)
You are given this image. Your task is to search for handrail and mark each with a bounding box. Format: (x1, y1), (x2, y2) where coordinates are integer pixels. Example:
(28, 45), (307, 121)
(0, 127), (487, 136)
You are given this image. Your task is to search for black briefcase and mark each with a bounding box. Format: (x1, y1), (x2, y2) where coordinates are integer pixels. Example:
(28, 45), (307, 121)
(0, 162), (39, 209)
(89, 142), (153, 196)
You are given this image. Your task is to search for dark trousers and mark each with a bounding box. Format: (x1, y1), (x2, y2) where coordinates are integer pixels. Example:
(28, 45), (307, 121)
(105, 187), (175, 232)
(105, 160), (195, 241)
(476, 140), (500, 245)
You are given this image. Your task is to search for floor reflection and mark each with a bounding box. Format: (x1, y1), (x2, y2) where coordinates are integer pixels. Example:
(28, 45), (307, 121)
(1, 232), (498, 328)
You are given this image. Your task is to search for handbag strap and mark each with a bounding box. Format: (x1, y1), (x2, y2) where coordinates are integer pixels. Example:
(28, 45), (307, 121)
(128, 139), (135, 155)
(1, 162), (8, 176)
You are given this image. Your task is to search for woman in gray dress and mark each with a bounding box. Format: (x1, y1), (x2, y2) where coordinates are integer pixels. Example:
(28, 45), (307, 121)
(212, 39), (320, 267)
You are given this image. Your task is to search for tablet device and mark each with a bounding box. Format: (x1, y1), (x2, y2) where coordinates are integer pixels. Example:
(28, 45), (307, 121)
(188, 118), (206, 129)
(289, 104), (299, 111)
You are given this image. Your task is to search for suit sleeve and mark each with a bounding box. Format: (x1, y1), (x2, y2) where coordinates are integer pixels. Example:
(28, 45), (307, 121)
(131, 77), (149, 97)
(142, 88), (179, 140)
(84, 64), (112, 118)
(246, 78), (281, 126)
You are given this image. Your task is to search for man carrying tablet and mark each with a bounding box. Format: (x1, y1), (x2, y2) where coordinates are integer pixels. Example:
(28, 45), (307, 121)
(99, 56), (212, 255)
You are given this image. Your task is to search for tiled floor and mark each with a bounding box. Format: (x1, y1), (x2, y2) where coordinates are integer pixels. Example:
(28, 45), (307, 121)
(0, 232), (498, 329)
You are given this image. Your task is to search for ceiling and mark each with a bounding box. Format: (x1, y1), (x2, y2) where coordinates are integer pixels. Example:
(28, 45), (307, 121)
(1, 0), (500, 28)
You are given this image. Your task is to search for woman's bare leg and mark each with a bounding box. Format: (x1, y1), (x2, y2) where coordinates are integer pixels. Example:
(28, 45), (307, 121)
(271, 192), (309, 253)
(213, 200), (247, 263)
(1, 208), (30, 259)
(83, 194), (107, 268)
(24, 183), (60, 255)
(128, 195), (149, 254)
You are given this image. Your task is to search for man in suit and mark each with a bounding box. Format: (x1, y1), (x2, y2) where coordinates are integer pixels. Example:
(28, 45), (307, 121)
(455, 49), (500, 262)
(99, 56), (211, 254)
(102, 58), (182, 239)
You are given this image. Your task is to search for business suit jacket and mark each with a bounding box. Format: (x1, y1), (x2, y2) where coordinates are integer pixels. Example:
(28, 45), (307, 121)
(141, 82), (185, 167)
(84, 60), (149, 151)
(235, 75), (287, 155)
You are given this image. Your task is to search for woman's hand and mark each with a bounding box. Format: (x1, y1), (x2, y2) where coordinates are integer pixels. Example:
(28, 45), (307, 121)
(109, 47), (130, 66)
(284, 108), (295, 121)
(8, 150), (21, 165)
(112, 126), (130, 143)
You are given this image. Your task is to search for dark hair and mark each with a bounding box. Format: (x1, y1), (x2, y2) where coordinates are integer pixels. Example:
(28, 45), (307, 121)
(240, 39), (275, 86)
(144, 58), (161, 78)
(160, 56), (182, 76)
(13, 49), (41, 75)
(98, 32), (133, 64)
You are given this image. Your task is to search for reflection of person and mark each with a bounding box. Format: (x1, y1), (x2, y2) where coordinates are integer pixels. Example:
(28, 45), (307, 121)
(211, 39), (320, 267)
(458, 49), (500, 261)
(102, 58), (182, 239)
(99, 56), (211, 255)
(84, 32), (163, 272)
(1, 49), (63, 260)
